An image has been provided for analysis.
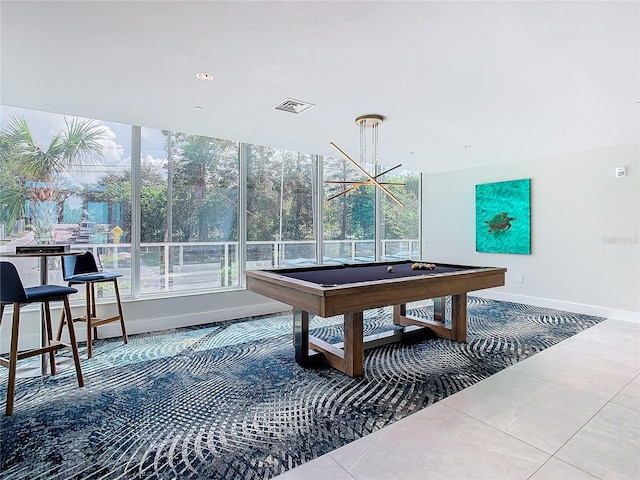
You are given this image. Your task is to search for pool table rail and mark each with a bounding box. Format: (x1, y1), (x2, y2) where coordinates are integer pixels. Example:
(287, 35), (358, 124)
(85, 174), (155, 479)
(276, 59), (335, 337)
(246, 263), (506, 318)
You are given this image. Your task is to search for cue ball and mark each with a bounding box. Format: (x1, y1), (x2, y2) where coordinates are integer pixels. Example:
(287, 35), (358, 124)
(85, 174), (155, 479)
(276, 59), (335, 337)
(387, 266), (393, 272)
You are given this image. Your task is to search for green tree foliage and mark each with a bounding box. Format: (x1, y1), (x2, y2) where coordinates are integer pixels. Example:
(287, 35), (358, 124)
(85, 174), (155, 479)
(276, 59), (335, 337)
(281, 151), (315, 241)
(323, 156), (375, 241)
(247, 146), (314, 242)
(0, 114), (106, 238)
(81, 164), (166, 242)
(382, 173), (420, 239)
(141, 183), (167, 242)
(247, 145), (280, 241)
(350, 186), (375, 239)
(164, 131), (239, 242)
(0, 159), (28, 234)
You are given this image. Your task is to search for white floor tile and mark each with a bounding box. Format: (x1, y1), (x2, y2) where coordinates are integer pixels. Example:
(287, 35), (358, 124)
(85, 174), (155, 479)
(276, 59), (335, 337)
(529, 457), (598, 480)
(510, 343), (639, 399)
(584, 319), (640, 340)
(558, 321), (640, 368)
(612, 374), (640, 412)
(556, 402), (640, 480)
(326, 424), (387, 470)
(273, 455), (354, 480)
(330, 403), (549, 480)
(442, 369), (608, 453)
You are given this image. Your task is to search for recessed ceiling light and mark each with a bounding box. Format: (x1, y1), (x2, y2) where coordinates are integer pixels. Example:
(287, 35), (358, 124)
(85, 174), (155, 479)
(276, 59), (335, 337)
(195, 72), (214, 81)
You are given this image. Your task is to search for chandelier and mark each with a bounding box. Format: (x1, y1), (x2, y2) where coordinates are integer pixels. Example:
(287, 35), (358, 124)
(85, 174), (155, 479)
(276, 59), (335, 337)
(326, 114), (405, 206)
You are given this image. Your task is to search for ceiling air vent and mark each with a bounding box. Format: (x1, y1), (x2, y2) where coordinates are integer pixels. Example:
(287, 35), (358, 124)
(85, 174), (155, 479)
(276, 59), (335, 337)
(273, 98), (315, 115)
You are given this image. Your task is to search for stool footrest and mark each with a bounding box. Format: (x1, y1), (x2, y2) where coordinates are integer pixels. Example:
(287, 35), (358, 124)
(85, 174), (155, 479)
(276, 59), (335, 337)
(0, 341), (72, 367)
(71, 315), (122, 327)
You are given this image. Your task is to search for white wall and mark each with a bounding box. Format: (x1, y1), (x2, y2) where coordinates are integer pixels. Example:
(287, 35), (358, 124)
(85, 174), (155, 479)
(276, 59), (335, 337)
(422, 142), (640, 321)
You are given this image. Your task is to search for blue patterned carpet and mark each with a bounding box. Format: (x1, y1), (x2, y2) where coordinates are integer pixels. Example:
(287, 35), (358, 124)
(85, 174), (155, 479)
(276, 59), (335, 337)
(0, 298), (603, 479)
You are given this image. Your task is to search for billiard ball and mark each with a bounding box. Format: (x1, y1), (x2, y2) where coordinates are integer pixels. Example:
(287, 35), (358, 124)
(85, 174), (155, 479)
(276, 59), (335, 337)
(387, 266), (393, 272)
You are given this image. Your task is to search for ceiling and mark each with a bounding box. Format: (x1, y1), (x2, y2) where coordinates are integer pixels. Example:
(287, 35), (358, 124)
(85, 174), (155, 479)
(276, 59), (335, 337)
(1, 0), (638, 174)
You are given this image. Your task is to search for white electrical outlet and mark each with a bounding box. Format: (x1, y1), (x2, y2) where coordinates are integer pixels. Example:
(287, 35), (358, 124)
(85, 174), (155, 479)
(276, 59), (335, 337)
(516, 274), (524, 283)
(616, 166), (627, 177)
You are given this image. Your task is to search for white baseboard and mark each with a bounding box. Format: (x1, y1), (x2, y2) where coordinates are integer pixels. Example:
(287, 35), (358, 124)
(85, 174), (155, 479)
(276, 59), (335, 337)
(1, 300), (290, 354)
(122, 301), (290, 336)
(475, 291), (640, 324)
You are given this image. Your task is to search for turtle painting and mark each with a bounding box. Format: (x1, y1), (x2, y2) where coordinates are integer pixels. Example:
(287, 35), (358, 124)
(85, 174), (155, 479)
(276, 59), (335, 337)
(485, 212), (517, 233)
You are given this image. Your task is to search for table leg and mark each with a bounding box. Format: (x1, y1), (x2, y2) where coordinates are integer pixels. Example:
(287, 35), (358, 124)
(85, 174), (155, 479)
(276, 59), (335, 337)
(39, 257), (48, 375)
(293, 309), (309, 365)
(343, 312), (364, 377)
(451, 293), (467, 342)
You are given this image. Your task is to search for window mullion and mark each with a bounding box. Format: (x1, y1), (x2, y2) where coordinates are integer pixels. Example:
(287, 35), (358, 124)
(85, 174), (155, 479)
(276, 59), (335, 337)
(315, 155), (323, 265)
(238, 142), (248, 287)
(130, 125), (142, 298)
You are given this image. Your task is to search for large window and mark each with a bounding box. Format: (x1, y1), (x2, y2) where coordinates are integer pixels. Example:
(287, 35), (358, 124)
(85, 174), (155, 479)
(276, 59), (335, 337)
(1, 105), (421, 301)
(381, 168), (421, 260)
(323, 156), (375, 264)
(246, 146), (316, 269)
(0, 107), (132, 302)
(139, 128), (239, 294)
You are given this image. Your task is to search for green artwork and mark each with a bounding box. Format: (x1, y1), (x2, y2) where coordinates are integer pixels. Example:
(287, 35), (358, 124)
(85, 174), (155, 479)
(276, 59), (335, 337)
(476, 178), (531, 254)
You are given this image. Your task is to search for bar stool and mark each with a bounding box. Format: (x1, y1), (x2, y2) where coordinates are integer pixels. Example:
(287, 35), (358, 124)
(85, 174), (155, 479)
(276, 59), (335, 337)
(0, 261), (84, 416)
(57, 251), (128, 358)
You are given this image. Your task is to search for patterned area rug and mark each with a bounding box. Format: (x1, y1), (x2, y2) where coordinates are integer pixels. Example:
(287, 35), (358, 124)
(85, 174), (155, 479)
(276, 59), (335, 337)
(0, 298), (603, 479)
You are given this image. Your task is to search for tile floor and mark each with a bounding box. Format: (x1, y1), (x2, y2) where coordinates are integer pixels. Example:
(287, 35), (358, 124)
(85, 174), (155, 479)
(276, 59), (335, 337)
(275, 318), (640, 480)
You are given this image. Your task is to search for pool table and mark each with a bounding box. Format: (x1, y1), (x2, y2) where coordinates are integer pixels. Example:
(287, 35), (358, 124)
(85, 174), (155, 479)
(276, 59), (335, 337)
(246, 260), (506, 377)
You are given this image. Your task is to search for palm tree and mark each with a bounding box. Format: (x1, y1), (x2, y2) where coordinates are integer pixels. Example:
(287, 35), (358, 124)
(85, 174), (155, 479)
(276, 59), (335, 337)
(0, 114), (106, 242)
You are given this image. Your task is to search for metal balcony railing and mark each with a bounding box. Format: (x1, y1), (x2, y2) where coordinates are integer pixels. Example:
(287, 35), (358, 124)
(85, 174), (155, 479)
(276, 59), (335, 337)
(11, 239), (419, 298)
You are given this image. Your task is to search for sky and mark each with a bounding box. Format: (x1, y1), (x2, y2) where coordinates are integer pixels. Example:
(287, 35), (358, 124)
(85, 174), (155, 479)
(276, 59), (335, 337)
(0, 104), (168, 186)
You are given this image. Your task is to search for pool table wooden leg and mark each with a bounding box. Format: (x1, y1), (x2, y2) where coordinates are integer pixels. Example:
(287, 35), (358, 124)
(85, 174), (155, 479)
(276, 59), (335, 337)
(293, 309), (310, 365)
(343, 312), (364, 377)
(393, 294), (468, 343)
(451, 293), (467, 342)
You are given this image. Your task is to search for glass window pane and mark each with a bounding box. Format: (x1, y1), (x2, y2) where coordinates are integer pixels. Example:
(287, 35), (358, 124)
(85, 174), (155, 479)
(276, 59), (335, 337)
(323, 156), (375, 264)
(2, 105), (421, 299)
(381, 168), (420, 260)
(139, 128), (239, 295)
(0, 106), (132, 298)
(246, 146), (316, 269)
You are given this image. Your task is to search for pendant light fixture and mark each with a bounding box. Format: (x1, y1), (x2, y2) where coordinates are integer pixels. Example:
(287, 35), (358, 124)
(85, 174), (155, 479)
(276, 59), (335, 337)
(326, 114), (405, 206)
